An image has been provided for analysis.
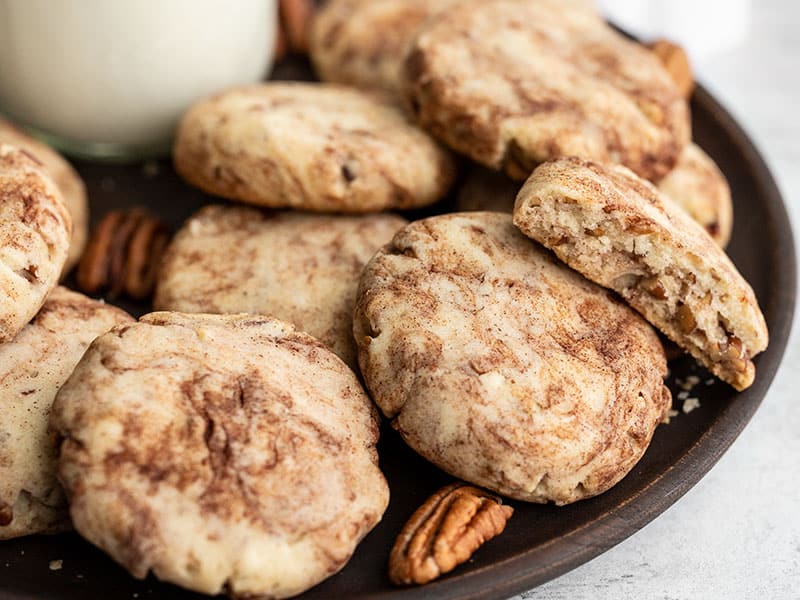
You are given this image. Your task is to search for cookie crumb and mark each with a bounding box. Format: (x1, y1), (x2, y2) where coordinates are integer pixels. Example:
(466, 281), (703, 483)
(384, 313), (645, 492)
(680, 375), (701, 391)
(705, 378), (715, 385)
(49, 559), (63, 571)
(677, 390), (689, 400)
(682, 398), (701, 413)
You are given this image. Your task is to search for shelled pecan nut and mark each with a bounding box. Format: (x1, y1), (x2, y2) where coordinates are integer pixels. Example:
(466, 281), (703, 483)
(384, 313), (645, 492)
(274, 19), (289, 62)
(76, 208), (170, 300)
(648, 39), (695, 99)
(389, 482), (514, 586)
(275, 0), (315, 61)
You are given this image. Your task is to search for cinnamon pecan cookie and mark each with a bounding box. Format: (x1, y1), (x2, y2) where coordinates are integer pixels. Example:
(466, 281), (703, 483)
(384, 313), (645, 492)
(0, 287), (132, 540)
(456, 144), (733, 248)
(354, 212), (670, 504)
(513, 157), (767, 390)
(405, 0), (690, 181)
(154, 205), (406, 368)
(310, 0), (458, 95)
(658, 143), (733, 247)
(0, 119), (89, 275)
(0, 144), (71, 342)
(51, 312), (388, 599)
(173, 83), (455, 212)
(311, 0), (598, 96)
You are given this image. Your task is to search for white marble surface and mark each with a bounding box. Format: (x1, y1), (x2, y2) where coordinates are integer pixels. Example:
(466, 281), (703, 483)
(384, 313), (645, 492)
(516, 2), (800, 599)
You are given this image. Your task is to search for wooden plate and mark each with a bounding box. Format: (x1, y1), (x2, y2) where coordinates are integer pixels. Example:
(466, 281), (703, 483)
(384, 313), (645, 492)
(0, 59), (795, 600)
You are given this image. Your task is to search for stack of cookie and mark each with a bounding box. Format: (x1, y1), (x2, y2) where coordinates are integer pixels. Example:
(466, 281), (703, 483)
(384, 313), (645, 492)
(0, 142), (392, 599)
(0, 0), (770, 598)
(0, 144), (130, 544)
(319, 0), (760, 579)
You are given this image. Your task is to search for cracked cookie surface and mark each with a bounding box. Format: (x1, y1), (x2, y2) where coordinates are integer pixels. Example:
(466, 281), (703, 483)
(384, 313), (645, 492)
(173, 82), (456, 212)
(405, 0), (690, 181)
(154, 205), (406, 368)
(353, 212), (670, 504)
(0, 144), (72, 342)
(0, 287), (132, 540)
(513, 157), (767, 390)
(51, 312), (388, 599)
(0, 119), (88, 274)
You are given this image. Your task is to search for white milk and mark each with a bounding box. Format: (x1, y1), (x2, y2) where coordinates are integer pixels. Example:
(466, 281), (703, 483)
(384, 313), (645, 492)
(0, 0), (276, 158)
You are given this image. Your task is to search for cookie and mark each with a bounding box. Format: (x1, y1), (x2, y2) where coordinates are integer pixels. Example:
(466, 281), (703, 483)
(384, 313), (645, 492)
(456, 144), (733, 248)
(154, 205), (407, 368)
(0, 144), (72, 342)
(173, 83), (456, 212)
(310, 0), (458, 95)
(405, 0), (690, 181)
(354, 212), (670, 504)
(658, 143), (733, 247)
(513, 157), (768, 390)
(0, 119), (89, 275)
(51, 312), (389, 598)
(0, 287), (132, 540)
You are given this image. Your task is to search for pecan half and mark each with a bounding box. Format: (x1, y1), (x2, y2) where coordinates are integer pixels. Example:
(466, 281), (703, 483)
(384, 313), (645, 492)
(76, 208), (170, 300)
(274, 18), (289, 62)
(648, 39), (695, 99)
(275, 0), (315, 60)
(389, 482), (513, 586)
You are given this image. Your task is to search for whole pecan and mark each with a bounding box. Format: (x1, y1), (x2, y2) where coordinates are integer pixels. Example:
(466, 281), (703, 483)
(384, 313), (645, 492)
(76, 208), (170, 300)
(274, 0), (316, 61)
(389, 482), (514, 586)
(649, 39), (695, 99)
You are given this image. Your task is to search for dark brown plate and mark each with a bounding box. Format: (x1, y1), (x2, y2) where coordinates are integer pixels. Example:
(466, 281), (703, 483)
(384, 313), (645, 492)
(0, 58), (795, 600)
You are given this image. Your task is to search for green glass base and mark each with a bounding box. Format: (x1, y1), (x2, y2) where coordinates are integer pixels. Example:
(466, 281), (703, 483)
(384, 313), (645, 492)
(2, 116), (171, 163)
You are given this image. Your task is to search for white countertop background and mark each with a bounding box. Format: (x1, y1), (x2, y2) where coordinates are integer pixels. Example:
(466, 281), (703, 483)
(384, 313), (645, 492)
(517, 2), (800, 598)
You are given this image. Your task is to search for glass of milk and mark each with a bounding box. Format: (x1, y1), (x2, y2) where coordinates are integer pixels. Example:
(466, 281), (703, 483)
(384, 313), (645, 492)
(0, 0), (277, 160)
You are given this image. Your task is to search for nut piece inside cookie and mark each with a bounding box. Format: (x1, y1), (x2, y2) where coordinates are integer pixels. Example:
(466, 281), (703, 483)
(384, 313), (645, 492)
(389, 482), (513, 585)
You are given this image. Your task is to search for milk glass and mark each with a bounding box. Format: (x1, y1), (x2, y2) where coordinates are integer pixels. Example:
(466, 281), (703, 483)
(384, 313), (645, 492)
(0, 0), (277, 160)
